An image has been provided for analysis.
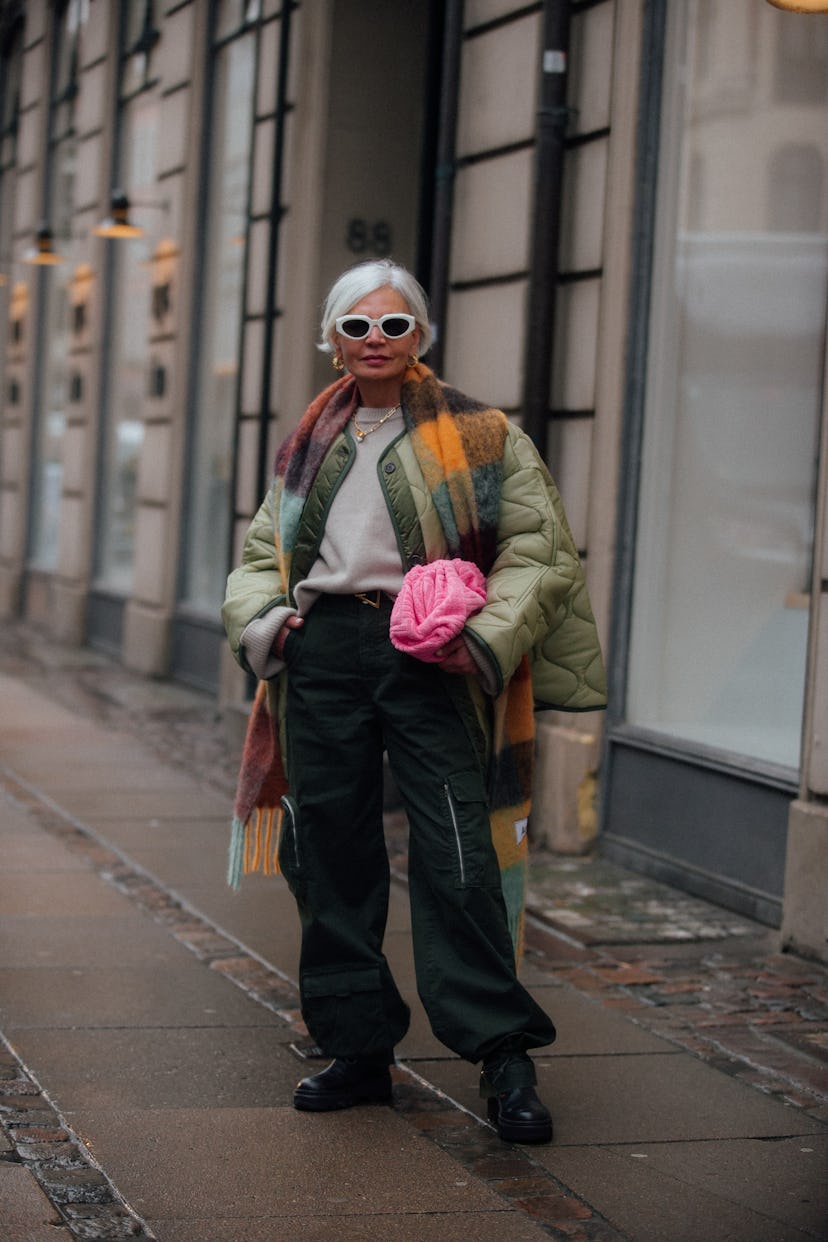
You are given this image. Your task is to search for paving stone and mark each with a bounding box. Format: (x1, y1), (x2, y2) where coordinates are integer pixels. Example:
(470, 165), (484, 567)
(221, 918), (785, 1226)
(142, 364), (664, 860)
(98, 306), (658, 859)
(2, 824), (89, 874)
(0, 1162), (72, 1240)
(525, 985), (673, 1055)
(0, 958), (281, 1032)
(0, 910), (186, 969)
(57, 790), (225, 820)
(0, 1093), (51, 1113)
(72, 1106), (538, 1222)
(0, 870), (130, 917)
(61, 1204), (147, 1238)
(0, 1078), (40, 1096)
(17, 762), (187, 794)
(153, 1212), (552, 1241)
(15, 1026), (302, 1112)
(83, 818), (233, 890)
(35, 1165), (113, 1205)
(777, 1027), (828, 1063)
(544, 1136), (828, 1242)
(15, 1139), (84, 1166)
(511, 1192), (593, 1222)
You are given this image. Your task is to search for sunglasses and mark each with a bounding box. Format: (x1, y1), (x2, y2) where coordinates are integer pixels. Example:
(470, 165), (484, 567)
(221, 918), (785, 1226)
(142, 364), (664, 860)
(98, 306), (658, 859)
(335, 313), (416, 340)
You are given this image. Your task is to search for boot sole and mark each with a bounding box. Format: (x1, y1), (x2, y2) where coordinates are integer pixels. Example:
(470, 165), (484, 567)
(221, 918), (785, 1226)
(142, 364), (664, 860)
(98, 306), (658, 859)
(293, 1076), (393, 1113)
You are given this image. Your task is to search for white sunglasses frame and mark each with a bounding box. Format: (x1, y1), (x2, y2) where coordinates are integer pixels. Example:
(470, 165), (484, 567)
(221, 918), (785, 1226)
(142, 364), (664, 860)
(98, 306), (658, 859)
(335, 313), (416, 340)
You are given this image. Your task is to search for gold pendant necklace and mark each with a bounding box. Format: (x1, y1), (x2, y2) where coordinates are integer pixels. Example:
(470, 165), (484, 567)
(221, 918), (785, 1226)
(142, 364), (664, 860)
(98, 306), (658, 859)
(353, 404), (401, 442)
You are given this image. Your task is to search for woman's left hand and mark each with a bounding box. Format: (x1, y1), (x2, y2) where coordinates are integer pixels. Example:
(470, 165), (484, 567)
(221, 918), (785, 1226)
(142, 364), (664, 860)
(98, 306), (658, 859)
(433, 637), (477, 675)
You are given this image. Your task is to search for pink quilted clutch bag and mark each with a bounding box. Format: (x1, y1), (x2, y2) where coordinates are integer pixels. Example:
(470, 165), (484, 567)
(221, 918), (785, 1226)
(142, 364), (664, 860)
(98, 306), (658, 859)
(390, 559), (487, 661)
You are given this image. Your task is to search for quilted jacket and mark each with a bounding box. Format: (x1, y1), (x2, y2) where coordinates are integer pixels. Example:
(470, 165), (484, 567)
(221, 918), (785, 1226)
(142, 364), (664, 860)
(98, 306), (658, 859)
(223, 419), (606, 714)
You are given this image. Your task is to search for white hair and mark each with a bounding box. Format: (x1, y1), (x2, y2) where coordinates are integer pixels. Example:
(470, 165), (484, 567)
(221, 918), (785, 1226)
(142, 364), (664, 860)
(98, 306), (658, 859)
(318, 259), (432, 356)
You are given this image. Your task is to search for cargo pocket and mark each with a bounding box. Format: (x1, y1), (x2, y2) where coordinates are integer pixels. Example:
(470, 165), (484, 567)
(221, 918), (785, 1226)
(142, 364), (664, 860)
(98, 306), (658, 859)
(277, 795), (306, 898)
(442, 770), (499, 889)
(300, 965), (386, 1052)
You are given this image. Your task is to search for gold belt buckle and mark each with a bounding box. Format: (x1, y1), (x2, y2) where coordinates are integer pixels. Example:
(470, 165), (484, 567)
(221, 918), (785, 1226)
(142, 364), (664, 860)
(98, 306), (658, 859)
(355, 590), (382, 609)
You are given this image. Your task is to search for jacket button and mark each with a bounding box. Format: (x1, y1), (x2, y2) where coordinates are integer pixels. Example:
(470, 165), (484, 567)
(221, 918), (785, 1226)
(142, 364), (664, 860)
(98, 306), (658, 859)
(409, 554), (423, 565)
(383, 462), (396, 474)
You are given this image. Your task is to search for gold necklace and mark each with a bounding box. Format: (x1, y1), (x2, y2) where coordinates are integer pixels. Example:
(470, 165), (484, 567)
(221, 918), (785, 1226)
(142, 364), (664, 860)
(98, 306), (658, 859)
(352, 404), (401, 442)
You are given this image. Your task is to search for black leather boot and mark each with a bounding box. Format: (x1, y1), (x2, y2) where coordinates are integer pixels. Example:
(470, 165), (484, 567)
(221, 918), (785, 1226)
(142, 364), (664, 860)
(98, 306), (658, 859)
(293, 1054), (393, 1112)
(481, 1051), (553, 1144)
(486, 1086), (553, 1144)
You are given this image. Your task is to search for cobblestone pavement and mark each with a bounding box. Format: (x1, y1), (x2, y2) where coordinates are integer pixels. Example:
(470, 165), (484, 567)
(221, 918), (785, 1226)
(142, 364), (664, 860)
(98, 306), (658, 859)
(524, 857), (828, 1121)
(3, 618), (828, 1138)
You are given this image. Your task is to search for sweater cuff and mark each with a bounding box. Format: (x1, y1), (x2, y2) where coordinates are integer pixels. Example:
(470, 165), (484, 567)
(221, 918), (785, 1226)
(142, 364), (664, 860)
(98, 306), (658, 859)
(241, 606), (296, 679)
(463, 632), (500, 696)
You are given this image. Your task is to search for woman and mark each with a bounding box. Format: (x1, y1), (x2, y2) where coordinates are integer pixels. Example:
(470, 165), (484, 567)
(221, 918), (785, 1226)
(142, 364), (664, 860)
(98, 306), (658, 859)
(223, 259), (606, 1145)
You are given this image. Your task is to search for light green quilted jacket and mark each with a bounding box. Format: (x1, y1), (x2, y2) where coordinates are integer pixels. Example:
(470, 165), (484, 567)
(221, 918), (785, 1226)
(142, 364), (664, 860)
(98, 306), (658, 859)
(222, 421), (607, 712)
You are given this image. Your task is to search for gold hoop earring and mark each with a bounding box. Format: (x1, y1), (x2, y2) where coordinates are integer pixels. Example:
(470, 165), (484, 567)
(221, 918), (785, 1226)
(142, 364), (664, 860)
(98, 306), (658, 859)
(332, 354), (345, 372)
(407, 353), (418, 367)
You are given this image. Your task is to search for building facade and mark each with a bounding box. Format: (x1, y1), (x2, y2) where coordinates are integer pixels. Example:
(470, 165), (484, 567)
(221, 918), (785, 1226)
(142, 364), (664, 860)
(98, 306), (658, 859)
(0, 0), (826, 957)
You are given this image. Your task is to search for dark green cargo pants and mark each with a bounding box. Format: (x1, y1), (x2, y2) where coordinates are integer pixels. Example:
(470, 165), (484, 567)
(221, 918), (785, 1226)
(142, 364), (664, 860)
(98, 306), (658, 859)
(278, 592), (556, 1066)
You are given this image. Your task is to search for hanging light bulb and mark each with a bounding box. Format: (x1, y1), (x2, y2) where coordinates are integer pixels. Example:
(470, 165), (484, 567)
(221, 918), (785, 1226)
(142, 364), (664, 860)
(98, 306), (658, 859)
(22, 224), (64, 266)
(93, 190), (144, 239)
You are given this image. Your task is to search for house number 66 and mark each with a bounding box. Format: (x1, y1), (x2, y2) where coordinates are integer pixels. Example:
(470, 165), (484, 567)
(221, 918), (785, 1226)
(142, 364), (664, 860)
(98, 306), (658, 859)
(346, 219), (392, 257)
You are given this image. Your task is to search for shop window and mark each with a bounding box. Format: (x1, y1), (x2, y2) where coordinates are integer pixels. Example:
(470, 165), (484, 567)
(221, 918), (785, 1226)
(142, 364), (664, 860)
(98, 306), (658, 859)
(94, 2), (160, 592)
(625, 4), (828, 770)
(28, 0), (85, 570)
(179, 10), (257, 613)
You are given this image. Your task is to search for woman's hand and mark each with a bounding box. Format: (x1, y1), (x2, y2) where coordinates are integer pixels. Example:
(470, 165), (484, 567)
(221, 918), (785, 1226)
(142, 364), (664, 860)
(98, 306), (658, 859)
(273, 614), (304, 659)
(433, 636), (477, 676)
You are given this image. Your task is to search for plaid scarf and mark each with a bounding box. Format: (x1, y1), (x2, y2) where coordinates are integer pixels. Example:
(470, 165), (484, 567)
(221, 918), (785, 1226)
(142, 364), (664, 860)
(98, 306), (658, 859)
(229, 362), (534, 959)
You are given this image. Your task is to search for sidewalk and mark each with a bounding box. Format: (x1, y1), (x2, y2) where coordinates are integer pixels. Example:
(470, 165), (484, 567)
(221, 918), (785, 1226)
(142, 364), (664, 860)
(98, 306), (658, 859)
(1, 622), (826, 1241)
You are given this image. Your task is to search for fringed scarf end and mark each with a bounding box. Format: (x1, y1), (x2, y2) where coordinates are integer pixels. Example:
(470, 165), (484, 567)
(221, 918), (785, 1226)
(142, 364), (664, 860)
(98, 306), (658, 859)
(228, 816), (247, 890)
(227, 807), (283, 890)
(499, 853), (529, 967)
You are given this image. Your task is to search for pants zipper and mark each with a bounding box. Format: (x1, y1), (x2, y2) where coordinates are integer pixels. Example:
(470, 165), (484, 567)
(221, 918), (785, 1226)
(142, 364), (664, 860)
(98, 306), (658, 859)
(281, 796), (301, 869)
(443, 782), (466, 887)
